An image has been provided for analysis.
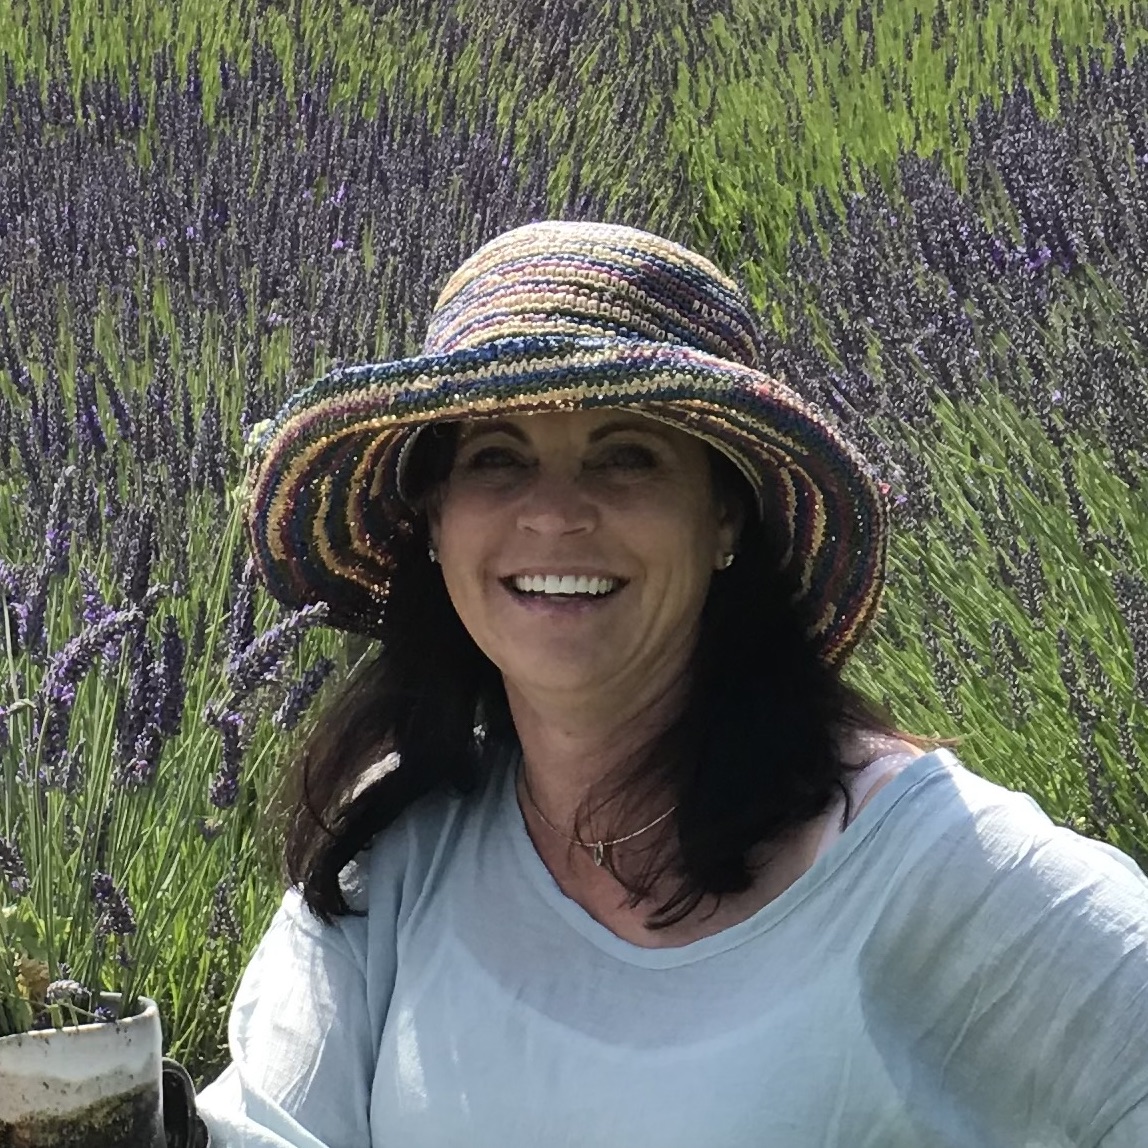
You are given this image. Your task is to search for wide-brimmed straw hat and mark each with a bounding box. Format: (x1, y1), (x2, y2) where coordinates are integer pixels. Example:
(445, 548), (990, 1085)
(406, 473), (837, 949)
(242, 220), (888, 667)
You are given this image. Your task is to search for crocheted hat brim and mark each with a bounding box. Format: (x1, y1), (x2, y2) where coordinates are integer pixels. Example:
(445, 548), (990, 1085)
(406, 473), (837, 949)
(243, 335), (888, 667)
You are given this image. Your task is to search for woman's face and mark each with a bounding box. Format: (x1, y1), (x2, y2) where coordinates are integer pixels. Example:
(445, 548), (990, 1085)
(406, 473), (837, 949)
(428, 409), (740, 702)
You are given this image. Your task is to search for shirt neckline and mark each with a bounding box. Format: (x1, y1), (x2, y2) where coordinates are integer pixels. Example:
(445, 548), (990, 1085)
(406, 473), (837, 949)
(501, 747), (956, 968)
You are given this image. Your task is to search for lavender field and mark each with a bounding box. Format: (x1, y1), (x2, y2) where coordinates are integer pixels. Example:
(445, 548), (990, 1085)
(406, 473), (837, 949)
(1, 0), (1147, 1084)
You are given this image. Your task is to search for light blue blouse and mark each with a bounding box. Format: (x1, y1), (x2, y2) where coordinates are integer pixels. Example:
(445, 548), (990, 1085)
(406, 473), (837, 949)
(197, 748), (1148, 1146)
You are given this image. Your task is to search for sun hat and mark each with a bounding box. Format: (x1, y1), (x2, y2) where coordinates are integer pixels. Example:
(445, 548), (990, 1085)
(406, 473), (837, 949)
(241, 220), (888, 667)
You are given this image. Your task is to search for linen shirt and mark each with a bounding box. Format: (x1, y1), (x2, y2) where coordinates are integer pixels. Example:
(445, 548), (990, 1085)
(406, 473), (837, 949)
(196, 747), (1148, 1146)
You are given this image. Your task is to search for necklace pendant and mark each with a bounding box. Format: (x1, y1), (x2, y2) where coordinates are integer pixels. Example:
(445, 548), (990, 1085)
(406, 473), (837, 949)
(592, 841), (605, 867)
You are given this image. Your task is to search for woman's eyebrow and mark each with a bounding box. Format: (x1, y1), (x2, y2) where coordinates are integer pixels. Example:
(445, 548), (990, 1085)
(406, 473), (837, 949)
(587, 419), (673, 443)
(459, 421), (528, 444)
(458, 418), (670, 445)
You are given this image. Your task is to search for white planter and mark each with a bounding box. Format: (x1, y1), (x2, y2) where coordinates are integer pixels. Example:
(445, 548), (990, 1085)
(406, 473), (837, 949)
(0, 994), (166, 1147)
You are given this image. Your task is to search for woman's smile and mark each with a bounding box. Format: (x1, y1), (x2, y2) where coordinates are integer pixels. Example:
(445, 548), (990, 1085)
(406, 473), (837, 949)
(501, 570), (627, 607)
(506, 572), (624, 597)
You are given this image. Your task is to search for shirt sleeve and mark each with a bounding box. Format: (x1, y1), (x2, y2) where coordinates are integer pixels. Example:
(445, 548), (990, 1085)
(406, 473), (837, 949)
(195, 845), (397, 1148)
(858, 775), (1148, 1147)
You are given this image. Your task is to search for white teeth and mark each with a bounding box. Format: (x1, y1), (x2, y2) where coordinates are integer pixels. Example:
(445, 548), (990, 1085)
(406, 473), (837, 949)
(511, 575), (619, 597)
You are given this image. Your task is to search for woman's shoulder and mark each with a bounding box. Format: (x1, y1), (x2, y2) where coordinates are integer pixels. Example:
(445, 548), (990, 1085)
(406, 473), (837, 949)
(837, 728), (929, 768)
(837, 732), (930, 817)
(855, 751), (1148, 1145)
(858, 744), (1148, 902)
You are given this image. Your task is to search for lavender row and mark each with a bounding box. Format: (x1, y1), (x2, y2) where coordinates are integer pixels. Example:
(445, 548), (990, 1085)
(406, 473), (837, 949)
(760, 35), (1148, 521)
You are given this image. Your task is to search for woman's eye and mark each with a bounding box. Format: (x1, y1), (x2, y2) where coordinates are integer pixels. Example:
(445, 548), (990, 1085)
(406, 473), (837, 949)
(463, 446), (527, 470)
(590, 444), (658, 470)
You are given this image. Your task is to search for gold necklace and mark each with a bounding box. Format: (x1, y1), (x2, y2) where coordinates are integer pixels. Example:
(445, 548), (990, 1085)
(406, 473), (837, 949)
(518, 766), (678, 867)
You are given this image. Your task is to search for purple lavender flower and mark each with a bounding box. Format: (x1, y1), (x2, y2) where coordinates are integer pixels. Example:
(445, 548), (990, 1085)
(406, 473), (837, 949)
(273, 657), (336, 732)
(208, 710), (246, 809)
(13, 567), (49, 657)
(77, 569), (125, 671)
(0, 560), (23, 657)
(1113, 573), (1148, 702)
(120, 721), (163, 788)
(197, 817), (224, 842)
(117, 633), (159, 767)
(1117, 712), (1143, 775)
(38, 700), (75, 782)
(43, 605), (144, 697)
(1077, 712), (1118, 834)
(225, 602), (330, 703)
(91, 871), (137, 938)
(33, 605), (143, 781)
(1024, 246), (1051, 273)
(0, 559), (21, 603)
(0, 835), (30, 894)
(156, 613), (186, 738)
(189, 395), (226, 499)
(74, 371), (107, 458)
(226, 559), (257, 664)
(51, 744), (85, 794)
(45, 980), (91, 1008)
(207, 878), (241, 946)
(116, 506), (156, 606)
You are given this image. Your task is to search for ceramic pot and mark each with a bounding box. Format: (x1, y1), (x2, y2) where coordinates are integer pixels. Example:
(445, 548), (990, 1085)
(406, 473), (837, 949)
(0, 993), (166, 1147)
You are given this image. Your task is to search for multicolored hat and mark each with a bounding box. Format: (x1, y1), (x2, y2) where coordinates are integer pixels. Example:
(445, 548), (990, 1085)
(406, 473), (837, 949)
(242, 220), (888, 667)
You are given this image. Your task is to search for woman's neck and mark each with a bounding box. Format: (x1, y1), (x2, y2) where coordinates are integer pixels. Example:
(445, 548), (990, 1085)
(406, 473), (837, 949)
(504, 671), (687, 835)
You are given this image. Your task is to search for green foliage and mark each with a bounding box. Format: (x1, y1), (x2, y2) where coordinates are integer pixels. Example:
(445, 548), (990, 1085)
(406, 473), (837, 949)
(849, 392), (1148, 866)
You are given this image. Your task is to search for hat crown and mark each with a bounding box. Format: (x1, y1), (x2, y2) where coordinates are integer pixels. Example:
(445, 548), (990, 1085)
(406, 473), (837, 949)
(423, 220), (763, 368)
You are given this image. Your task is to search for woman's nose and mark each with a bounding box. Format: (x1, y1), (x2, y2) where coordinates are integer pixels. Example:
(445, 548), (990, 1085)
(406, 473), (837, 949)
(515, 471), (597, 536)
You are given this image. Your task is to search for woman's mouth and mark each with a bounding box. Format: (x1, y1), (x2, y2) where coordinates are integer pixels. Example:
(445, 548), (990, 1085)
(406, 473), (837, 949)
(500, 573), (626, 603)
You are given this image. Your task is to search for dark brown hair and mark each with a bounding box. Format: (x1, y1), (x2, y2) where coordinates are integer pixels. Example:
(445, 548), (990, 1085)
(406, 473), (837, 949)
(280, 422), (946, 927)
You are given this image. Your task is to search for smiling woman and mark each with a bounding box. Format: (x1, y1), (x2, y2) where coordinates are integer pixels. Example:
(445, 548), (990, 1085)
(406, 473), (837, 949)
(198, 221), (1148, 1147)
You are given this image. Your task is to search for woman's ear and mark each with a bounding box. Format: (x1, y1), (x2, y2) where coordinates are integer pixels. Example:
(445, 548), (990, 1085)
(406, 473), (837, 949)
(426, 506), (442, 552)
(716, 491), (745, 560)
(706, 446), (753, 568)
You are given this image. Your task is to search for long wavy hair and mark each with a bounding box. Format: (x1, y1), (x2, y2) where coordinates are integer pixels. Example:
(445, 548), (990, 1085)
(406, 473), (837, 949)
(279, 421), (944, 928)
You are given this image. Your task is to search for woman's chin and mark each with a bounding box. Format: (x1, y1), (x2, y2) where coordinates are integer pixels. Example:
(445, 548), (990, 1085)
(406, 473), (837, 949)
(500, 650), (624, 697)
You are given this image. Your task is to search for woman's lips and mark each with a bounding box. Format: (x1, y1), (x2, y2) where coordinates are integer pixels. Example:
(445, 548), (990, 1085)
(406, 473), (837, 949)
(498, 576), (625, 612)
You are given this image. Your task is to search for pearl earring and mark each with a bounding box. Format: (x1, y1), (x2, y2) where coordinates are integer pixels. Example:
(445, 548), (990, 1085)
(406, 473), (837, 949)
(719, 552), (735, 569)
(428, 544), (439, 564)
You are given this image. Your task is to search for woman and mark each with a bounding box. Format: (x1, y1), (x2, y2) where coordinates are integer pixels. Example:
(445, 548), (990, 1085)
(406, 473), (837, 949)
(197, 221), (1148, 1146)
